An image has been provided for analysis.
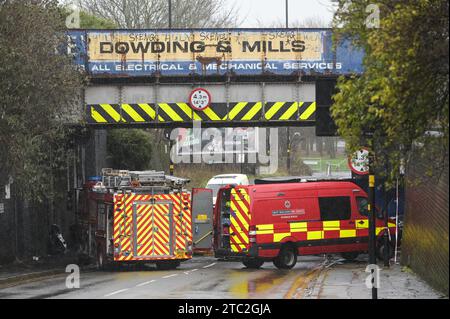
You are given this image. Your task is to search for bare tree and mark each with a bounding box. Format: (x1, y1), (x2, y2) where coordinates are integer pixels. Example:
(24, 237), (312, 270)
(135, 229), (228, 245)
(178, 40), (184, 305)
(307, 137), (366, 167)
(77, 0), (240, 28)
(256, 15), (331, 28)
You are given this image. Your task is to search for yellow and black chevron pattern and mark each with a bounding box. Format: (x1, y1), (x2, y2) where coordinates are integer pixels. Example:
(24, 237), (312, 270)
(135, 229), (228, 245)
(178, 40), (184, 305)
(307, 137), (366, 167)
(87, 102), (316, 124)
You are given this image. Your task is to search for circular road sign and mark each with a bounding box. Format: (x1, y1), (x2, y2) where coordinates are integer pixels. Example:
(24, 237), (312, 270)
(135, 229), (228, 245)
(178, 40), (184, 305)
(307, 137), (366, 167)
(348, 148), (370, 175)
(189, 88), (211, 111)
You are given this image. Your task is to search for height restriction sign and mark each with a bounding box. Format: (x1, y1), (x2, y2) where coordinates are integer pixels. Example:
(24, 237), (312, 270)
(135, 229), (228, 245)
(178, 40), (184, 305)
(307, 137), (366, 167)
(189, 88), (211, 111)
(348, 148), (370, 175)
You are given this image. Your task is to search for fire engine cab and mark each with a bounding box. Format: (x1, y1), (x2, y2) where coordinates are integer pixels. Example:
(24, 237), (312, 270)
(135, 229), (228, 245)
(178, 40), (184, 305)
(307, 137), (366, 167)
(78, 169), (193, 270)
(213, 179), (397, 269)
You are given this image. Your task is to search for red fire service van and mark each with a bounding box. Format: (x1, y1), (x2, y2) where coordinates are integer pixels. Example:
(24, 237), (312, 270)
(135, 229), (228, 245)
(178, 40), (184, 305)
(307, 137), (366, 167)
(213, 180), (397, 269)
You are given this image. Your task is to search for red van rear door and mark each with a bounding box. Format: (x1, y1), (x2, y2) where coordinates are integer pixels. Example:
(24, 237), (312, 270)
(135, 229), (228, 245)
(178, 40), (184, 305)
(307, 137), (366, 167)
(229, 188), (251, 253)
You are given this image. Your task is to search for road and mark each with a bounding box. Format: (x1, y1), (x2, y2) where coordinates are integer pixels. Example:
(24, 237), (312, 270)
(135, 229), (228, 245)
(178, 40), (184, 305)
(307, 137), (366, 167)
(0, 256), (326, 299)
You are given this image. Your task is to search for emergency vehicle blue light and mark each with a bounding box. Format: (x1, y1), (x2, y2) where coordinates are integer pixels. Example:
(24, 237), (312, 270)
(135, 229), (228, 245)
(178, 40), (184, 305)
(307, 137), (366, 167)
(88, 176), (102, 182)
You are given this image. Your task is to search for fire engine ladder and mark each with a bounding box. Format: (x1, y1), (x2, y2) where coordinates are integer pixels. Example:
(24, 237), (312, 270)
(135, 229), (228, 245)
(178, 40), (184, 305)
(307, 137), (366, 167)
(101, 169), (190, 189)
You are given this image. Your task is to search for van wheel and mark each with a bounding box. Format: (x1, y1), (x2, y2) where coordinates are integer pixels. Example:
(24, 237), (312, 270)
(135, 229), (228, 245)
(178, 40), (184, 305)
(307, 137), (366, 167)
(377, 241), (394, 261)
(274, 245), (297, 269)
(341, 252), (359, 261)
(156, 260), (180, 270)
(242, 258), (264, 269)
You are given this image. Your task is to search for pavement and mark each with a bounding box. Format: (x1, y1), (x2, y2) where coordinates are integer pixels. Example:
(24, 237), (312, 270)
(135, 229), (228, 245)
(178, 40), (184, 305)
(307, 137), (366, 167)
(0, 253), (93, 288)
(300, 255), (447, 299)
(0, 254), (445, 299)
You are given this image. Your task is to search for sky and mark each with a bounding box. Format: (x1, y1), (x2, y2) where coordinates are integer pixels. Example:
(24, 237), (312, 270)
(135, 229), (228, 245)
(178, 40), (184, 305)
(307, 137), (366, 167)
(227, 0), (337, 27)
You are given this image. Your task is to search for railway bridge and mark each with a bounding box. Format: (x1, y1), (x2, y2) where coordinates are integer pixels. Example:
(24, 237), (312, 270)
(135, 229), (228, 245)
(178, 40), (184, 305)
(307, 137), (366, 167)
(67, 28), (363, 175)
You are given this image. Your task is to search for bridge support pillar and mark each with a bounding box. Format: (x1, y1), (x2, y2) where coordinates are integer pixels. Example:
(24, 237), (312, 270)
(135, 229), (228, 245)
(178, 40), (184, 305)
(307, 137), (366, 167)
(84, 128), (108, 177)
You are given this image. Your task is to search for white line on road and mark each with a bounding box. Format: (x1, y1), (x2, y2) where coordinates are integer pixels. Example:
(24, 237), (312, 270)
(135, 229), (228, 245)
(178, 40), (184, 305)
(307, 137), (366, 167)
(136, 280), (156, 287)
(202, 263), (216, 269)
(190, 269), (198, 272)
(104, 288), (129, 297)
(162, 274), (178, 279)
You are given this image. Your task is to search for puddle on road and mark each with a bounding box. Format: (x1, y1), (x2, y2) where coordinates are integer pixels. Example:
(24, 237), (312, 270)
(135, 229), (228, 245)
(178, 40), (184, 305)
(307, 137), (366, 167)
(227, 269), (296, 298)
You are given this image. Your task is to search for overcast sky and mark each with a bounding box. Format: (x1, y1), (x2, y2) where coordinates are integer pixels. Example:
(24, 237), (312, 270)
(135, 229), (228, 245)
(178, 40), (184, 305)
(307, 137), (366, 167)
(228, 0), (337, 27)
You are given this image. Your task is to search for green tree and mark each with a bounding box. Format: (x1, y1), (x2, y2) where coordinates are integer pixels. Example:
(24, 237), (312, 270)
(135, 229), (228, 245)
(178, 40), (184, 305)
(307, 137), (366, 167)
(79, 11), (117, 29)
(107, 129), (153, 170)
(0, 0), (84, 201)
(331, 0), (449, 183)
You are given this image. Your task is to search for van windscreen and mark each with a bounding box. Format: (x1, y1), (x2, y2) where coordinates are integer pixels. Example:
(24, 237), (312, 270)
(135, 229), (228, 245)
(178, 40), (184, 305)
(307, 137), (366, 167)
(206, 183), (237, 198)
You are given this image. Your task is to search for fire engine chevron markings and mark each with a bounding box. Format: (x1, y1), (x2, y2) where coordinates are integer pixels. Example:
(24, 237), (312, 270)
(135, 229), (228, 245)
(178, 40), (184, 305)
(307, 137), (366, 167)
(161, 194), (187, 248)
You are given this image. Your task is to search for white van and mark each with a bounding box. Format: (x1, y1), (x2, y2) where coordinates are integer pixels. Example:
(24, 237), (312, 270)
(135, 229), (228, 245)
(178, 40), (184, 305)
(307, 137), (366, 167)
(206, 174), (250, 206)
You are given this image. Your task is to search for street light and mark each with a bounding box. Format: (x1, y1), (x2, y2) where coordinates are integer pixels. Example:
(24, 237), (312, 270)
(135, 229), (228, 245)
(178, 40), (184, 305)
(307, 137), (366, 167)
(285, 0), (289, 28)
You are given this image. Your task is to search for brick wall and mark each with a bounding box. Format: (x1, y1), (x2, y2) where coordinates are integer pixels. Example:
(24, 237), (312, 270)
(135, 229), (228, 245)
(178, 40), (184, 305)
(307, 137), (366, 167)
(402, 149), (449, 296)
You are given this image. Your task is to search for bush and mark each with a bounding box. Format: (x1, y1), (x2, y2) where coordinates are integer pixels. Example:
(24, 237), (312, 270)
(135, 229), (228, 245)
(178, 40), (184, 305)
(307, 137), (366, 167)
(107, 129), (153, 170)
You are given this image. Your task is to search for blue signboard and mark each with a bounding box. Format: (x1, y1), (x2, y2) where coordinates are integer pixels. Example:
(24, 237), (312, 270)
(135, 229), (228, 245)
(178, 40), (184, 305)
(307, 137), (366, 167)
(67, 28), (364, 77)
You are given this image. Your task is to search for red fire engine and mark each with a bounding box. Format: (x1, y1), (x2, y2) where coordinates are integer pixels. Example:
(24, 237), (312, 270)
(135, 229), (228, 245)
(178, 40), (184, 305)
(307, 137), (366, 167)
(78, 169), (193, 270)
(213, 180), (397, 269)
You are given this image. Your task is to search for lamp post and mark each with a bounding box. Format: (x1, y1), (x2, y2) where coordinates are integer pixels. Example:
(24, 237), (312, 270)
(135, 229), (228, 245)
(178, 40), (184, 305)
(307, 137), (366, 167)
(285, 0), (289, 28)
(285, 0), (291, 174)
(364, 129), (378, 300)
(368, 151), (378, 299)
(168, 0), (173, 174)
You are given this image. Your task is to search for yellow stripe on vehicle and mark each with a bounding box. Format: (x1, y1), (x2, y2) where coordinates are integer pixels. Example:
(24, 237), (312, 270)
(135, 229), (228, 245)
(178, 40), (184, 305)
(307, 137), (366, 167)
(256, 224), (274, 235)
(274, 233), (291, 242)
(356, 219), (369, 229)
(290, 222), (308, 232)
(340, 230), (357, 238)
(307, 231), (323, 240)
(323, 221), (340, 230)
(230, 203), (249, 241)
(234, 197), (250, 221)
(231, 245), (240, 252)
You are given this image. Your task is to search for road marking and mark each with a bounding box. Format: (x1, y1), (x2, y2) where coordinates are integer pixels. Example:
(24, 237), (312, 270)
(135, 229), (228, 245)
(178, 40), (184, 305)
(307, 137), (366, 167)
(190, 269), (198, 272)
(203, 263), (216, 269)
(104, 288), (129, 297)
(136, 280), (156, 287)
(162, 274), (178, 279)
